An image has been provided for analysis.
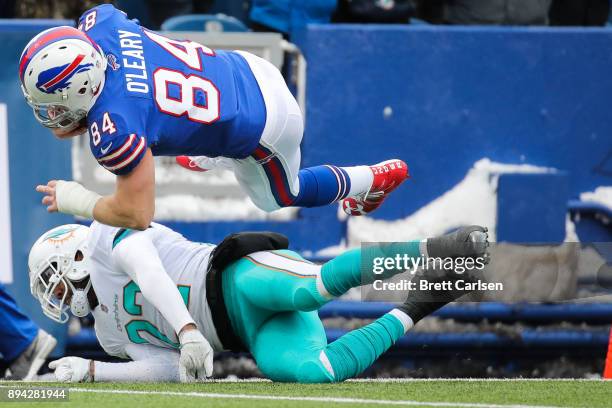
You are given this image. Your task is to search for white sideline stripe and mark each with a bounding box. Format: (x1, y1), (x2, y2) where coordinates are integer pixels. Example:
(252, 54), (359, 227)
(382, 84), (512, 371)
(348, 378), (603, 382)
(0, 378), (602, 383)
(60, 387), (564, 408)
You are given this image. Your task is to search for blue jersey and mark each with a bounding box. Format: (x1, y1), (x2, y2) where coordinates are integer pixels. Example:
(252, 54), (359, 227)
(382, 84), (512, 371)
(80, 5), (266, 175)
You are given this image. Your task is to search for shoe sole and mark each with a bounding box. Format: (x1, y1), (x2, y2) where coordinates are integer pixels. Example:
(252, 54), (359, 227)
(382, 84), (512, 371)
(23, 334), (57, 381)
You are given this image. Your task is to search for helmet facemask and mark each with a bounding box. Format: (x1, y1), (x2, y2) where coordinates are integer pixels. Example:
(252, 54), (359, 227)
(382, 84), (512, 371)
(24, 96), (87, 131)
(31, 250), (92, 323)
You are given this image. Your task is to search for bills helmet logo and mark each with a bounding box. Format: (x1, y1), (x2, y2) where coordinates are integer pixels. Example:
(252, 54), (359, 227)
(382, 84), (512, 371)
(36, 54), (93, 94)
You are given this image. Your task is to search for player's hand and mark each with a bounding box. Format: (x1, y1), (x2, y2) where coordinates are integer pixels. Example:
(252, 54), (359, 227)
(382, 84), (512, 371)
(35, 180), (59, 212)
(178, 326), (213, 382)
(49, 357), (91, 383)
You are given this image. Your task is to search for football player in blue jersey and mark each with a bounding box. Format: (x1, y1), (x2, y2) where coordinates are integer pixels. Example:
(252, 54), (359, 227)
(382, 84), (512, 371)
(21, 4), (409, 230)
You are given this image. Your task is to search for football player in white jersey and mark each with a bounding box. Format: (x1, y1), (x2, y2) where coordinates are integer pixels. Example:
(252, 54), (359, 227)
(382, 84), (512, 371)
(29, 223), (215, 382)
(28, 222), (488, 383)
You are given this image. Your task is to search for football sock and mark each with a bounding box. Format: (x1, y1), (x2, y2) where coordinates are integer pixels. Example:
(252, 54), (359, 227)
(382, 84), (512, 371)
(319, 240), (423, 298)
(314, 240), (430, 381)
(291, 165), (372, 207)
(398, 298), (449, 325)
(398, 265), (477, 324)
(323, 311), (412, 382)
(342, 165), (373, 197)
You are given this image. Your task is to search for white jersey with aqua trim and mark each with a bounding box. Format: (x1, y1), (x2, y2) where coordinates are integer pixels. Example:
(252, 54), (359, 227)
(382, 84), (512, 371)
(86, 221), (222, 359)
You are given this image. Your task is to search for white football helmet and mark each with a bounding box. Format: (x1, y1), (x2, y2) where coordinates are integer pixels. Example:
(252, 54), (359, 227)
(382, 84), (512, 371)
(28, 224), (93, 323)
(19, 26), (107, 131)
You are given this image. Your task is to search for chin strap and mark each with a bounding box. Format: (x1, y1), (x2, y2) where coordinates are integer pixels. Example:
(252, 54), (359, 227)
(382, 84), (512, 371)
(70, 279), (92, 318)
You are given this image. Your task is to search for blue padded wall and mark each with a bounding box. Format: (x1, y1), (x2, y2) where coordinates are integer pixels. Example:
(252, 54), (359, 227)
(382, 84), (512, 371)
(497, 173), (569, 242)
(294, 25), (612, 222)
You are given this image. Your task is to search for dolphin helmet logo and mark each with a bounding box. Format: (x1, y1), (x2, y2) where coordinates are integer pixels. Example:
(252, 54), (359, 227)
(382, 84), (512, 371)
(43, 226), (79, 243)
(36, 54), (93, 94)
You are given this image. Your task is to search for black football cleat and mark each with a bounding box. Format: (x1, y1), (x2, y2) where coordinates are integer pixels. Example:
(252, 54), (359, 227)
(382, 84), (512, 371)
(426, 225), (490, 262)
(398, 226), (490, 324)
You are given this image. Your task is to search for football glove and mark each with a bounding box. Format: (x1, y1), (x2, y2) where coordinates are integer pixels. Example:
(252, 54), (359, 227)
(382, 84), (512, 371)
(49, 357), (91, 383)
(178, 329), (213, 382)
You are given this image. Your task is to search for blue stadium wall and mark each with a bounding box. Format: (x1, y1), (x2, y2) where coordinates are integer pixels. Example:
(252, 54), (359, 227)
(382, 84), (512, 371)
(294, 25), (612, 221)
(1, 23), (611, 357)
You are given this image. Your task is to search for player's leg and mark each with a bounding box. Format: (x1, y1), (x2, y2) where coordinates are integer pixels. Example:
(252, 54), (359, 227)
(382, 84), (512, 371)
(227, 226), (489, 383)
(178, 51), (408, 213)
(222, 240), (424, 314)
(0, 284), (56, 379)
(222, 250), (329, 314)
(233, 108), (407, 212)
(318, 227), (489, 383)
(222, 251), (409, 383)
(224, 226), (488, 311)
(0, 284), (39, 363)
(221, 246), (411, 357)
(250, 307), (409, 383)
(251, 226), (490, 383)
(223, 225), (488, 314)
(250, 311), (332, 382)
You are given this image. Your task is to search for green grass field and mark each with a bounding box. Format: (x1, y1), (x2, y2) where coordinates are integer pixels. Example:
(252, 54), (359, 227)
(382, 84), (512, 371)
(1, 380), (611, 408)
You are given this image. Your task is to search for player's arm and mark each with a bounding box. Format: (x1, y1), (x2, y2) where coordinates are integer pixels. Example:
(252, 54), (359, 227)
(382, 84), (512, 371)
(50, 345), (181, 383)
(92, 148), (155, 230)
(112, 229), (196, 334)
(95, 344), (181, 382)
(37, 117), (157, 230)
(35, 149), (155, 231)
(113, 229), (214, 381)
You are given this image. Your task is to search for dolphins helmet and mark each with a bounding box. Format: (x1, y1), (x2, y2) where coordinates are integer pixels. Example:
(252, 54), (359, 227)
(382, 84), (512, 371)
(28, 224), (93, 323)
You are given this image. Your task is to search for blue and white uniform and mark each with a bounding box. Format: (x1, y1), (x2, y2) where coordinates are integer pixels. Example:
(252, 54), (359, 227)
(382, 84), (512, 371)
(80, 4), (266, 174)
(75, 4), (371, 212)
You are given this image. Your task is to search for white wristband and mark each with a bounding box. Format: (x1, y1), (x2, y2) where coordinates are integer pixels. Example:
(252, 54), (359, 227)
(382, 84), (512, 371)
(56, 180), (101, 219)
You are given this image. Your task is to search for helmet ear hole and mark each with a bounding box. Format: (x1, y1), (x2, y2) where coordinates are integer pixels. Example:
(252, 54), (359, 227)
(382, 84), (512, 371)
(74, 250), (84, 261)
(78, 87), (86, 95)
